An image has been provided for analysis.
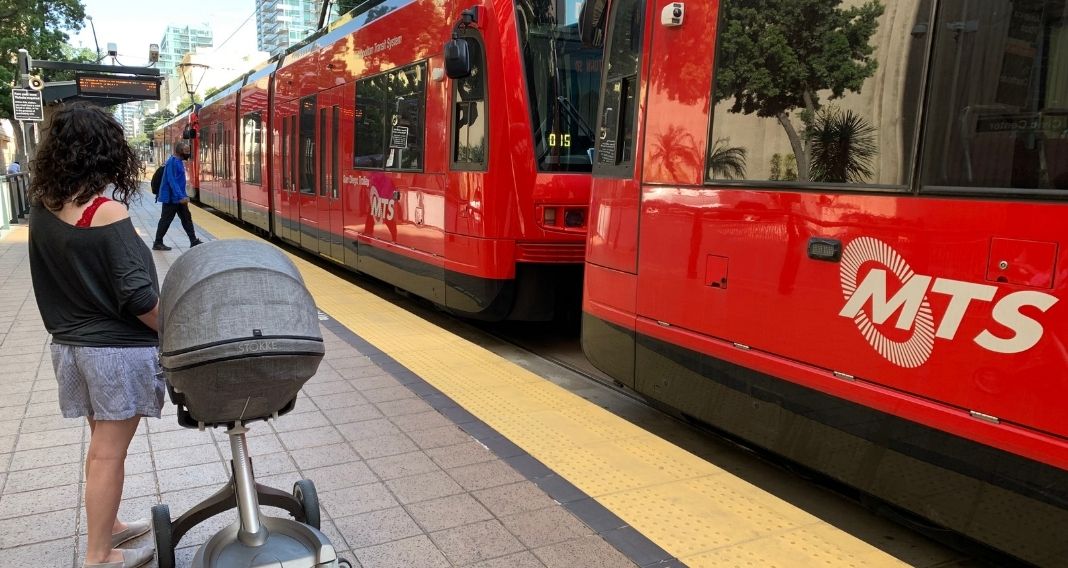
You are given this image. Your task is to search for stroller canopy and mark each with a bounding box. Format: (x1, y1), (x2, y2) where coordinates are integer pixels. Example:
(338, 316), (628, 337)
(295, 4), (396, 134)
(159, 239), (324, 425)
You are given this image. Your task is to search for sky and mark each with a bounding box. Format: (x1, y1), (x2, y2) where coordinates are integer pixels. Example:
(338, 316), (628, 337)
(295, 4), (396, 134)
(71, 0), (260, 64)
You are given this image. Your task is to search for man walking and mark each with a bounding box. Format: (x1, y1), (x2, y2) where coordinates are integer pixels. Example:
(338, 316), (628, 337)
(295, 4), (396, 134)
(153, 140), (202, 251)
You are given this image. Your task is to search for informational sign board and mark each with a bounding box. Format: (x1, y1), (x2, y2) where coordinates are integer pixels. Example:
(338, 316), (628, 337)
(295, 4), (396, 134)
(76, 74), (160, 100)
(11, 88), (43, 122)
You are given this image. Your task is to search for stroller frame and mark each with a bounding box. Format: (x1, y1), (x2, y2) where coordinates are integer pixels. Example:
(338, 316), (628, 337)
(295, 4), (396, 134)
(151, 402), (342, 568)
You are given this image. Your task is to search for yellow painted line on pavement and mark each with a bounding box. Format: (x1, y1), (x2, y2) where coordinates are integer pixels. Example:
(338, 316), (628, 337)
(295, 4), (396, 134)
(188, 207), (905, 567)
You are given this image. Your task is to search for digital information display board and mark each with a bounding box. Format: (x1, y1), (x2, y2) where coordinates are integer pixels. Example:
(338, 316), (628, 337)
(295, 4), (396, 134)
(76, 74), (160, 101)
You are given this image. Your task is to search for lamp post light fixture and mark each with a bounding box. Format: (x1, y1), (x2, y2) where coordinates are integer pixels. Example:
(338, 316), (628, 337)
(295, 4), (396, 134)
(86, 15), (102, 62)
(178, 58), (209, 99)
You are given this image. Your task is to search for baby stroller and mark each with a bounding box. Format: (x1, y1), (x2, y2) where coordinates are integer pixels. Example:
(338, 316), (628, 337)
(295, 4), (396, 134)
(151, 240), (346, 568)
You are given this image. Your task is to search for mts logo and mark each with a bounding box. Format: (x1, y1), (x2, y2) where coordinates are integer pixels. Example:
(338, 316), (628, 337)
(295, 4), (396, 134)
(370, 187), (396, 222)
(837, 237), (1057, 368)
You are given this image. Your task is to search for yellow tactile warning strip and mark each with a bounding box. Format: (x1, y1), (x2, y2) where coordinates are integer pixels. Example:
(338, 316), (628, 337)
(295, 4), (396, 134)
(188, 208), (906, 568)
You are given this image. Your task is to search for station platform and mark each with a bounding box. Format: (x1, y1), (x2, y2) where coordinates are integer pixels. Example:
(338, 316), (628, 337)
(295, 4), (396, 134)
(0, 189), (968, 568)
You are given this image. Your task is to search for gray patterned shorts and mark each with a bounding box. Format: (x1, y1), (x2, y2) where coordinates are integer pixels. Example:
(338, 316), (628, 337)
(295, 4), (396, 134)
(50, 344), (166, 420)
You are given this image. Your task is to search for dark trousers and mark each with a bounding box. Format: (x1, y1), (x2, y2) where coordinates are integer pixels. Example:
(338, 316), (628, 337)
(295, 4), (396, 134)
(154, 202), (197, 245)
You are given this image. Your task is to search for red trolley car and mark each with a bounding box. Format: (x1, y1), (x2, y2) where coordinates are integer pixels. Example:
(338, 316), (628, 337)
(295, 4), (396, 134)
(165, 0), (604, 320)
(580, 0), (1068, 564)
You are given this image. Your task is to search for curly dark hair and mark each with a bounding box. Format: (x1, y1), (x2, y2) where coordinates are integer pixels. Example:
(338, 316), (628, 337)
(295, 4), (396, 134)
(29, 103), (142, 211)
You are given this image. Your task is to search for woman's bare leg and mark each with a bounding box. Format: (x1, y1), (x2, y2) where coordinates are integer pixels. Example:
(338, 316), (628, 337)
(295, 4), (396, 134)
(85, 417), (127, 536)
(83, 416), (140, 565)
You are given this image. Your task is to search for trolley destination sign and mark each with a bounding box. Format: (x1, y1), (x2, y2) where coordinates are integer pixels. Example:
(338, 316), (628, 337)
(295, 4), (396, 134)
(11, 88), (44, 122)
(76, 74), (161, 101)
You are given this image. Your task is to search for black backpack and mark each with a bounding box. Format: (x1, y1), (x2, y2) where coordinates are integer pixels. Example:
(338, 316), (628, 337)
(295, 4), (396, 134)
(150, 164), (165, 195)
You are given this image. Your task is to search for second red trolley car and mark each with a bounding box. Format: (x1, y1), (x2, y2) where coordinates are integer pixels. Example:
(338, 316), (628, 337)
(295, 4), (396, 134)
(163, 0), (604, 321)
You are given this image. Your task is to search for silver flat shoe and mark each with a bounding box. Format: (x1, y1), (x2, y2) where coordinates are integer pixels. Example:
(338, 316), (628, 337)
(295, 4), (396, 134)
(112, 518), (151, 547)
(83, 546), (154, 568)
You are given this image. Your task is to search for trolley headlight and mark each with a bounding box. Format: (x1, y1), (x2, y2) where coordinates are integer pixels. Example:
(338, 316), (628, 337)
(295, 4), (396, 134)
(564, 208), (585, 228)
(543, 207), (558, 226)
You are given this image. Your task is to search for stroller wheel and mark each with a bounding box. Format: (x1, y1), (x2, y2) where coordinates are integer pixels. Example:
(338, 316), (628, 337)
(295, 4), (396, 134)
(293, 479), (321, 530)
(151, 504), (175, 568)
(338, 558), (354, 568)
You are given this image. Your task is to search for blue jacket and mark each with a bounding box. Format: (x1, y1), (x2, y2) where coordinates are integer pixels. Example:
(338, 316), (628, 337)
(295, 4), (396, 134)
(157, 156), (188, 204)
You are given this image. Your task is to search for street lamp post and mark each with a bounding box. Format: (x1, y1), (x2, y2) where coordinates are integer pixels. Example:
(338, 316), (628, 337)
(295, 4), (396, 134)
(86, 15), (102, 62)
(178, 59), (209, 103)
(177, 57), (208, 140)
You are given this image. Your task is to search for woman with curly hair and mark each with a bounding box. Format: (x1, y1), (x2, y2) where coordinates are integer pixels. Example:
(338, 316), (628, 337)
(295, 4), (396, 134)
(28, 104), (159, 568)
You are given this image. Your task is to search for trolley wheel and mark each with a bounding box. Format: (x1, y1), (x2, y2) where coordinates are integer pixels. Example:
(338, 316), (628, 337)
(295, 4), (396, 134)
(151, 504), (175, 568)
(338, 558), (353, 568)
(293, 479), (320, 530)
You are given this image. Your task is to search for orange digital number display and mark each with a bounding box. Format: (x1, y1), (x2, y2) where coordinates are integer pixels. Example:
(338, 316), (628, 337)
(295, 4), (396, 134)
(77, 75), (160, 100)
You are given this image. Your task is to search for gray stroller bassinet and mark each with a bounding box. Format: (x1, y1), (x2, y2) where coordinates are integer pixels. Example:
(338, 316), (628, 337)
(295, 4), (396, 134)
(150, 239), (347, 568)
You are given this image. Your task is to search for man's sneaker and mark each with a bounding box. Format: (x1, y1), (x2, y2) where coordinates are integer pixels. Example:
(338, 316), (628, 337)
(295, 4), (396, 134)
(190, 239), (204, 247)
(151, 243), (172, 251)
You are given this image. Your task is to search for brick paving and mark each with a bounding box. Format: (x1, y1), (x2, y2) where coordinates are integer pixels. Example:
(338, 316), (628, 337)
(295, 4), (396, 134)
(0, 192), (638, 568)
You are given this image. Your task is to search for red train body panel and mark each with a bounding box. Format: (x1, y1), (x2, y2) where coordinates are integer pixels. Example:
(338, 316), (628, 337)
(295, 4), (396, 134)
(169, 0), (601, 320)
(582, 0), (1068, 565)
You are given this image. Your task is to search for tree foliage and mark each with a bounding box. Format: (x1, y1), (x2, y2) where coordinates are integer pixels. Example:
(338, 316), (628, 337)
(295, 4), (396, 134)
(0, 0), (87, 119)
(713, 0), (883, 180)
(808, 107), (877, 183)
(708, 138), (748, 180)
(142, 108), (175, 137)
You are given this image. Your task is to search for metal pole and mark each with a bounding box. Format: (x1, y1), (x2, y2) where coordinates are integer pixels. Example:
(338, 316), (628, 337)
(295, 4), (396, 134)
(16, 50), (37, 167)
(226, 424), (269, 547)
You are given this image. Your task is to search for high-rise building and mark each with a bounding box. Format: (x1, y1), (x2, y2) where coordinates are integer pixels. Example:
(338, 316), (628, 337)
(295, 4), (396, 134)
(158, 24), (214, 79)
(114, 103), (141, 138)
(256, 0), (326, 56)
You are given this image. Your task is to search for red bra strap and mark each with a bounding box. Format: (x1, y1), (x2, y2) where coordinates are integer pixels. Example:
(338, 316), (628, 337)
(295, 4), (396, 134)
(75, 196), (111, 228)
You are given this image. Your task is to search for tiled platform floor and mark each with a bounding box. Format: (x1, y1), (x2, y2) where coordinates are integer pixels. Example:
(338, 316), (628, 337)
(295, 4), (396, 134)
(0, 193), (639, 568)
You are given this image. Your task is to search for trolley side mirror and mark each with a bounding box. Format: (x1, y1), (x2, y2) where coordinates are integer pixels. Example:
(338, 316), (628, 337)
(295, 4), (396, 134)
(444, 38), (471, 79)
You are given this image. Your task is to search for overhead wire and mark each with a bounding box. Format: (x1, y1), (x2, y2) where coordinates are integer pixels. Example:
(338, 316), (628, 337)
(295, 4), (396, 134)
(208, 1), (263, 56)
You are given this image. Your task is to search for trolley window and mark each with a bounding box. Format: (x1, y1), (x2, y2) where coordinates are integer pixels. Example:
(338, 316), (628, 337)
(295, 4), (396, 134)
(332, 105), (340, 199)
(281, 116), (290, 190)
(452, 36), (488, 168)
(290, 116), (298, 192)
(706, 0), (928, 189)
(355, 76), (387, 168)
(921, 0), (1068, 194)
(299, 97), (316, 194)
(243, 113), (262, 185)
(516, 0), (603, 172)
(214, 123), (225, 181)
(224, 125), (233, 180)
(595, 0), (642, 174)
(353, 62), (426, 171)
(320, 108), (328, 196)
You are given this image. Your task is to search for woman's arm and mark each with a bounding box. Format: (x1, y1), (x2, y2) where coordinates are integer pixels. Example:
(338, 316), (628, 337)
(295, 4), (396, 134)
(135, 300), (160, 332)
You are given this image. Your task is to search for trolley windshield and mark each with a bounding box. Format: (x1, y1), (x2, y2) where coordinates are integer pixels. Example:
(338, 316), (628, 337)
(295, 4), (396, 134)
(515, 0), (604, 172)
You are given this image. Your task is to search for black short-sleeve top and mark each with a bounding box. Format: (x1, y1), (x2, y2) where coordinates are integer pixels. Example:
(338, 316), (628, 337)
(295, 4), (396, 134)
(29, 204), (160, 346)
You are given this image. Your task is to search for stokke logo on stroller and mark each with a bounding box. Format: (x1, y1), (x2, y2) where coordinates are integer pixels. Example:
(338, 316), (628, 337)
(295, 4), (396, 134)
(238, 340), (281, 353)
(151, 239), (349, 568)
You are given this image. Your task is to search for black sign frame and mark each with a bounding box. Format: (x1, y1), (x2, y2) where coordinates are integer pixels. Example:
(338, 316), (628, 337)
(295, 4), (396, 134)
(76, 74), (161, 101)
(12, 88), (44, 122)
